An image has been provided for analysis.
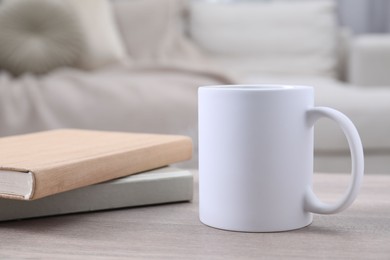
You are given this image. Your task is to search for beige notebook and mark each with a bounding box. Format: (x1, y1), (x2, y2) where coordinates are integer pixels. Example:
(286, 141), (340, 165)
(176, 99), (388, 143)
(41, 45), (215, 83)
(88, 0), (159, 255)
(0, 129), (192, 200)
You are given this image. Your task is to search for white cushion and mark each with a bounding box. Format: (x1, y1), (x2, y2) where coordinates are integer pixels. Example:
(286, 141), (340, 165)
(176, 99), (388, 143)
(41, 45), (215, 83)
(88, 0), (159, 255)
(190, 0), (338, 77)
(66, 0), (129, 70)
(0, 0), (84, 75)
(349, 35), (390, 86)
(112, 0), (202, 64)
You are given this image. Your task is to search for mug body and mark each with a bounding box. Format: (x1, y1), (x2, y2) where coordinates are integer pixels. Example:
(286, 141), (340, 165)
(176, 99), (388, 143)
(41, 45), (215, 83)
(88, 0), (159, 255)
(198, 85), (314, 232)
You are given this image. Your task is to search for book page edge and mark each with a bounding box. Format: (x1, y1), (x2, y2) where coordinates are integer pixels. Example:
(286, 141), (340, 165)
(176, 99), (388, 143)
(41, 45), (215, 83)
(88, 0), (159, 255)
(0, 171), (34, 200)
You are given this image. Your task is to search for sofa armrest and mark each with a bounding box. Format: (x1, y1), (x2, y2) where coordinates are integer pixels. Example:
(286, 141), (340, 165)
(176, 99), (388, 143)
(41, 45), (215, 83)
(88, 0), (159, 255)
(348, 35), (390, 86)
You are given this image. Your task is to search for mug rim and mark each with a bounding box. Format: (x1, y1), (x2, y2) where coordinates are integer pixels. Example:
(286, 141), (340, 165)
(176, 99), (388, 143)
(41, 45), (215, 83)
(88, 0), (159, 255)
(199, 84), (313, 91)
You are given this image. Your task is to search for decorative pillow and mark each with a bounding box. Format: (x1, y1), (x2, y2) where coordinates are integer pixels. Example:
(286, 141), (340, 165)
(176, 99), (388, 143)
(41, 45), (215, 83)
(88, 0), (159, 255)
(66, 0), (129, 69)
(189, 0), (338, 78)
(0, 0), (84, 76)
(112, 0), (201, 64)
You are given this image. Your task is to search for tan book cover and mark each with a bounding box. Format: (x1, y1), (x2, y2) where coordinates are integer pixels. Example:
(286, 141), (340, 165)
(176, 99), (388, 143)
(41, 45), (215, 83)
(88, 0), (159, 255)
(0, 129), (192, 200)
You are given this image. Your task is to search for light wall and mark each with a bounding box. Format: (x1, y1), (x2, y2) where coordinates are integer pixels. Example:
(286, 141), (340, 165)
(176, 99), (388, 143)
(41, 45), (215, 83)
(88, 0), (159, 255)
(337, 0), (389, 34)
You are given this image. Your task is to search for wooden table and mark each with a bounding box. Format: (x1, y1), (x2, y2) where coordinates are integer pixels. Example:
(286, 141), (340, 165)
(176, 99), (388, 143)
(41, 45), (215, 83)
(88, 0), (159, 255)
(0, 172), (389, 259)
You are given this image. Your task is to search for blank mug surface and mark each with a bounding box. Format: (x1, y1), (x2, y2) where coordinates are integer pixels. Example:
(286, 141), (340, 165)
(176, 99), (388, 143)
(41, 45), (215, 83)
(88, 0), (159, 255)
(198, 85), (363, 232)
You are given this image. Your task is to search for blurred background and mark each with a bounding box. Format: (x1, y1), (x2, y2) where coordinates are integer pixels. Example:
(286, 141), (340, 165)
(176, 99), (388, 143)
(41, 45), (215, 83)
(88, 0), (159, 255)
(0, 0), (389, 174)
(338, 0), (390, 34)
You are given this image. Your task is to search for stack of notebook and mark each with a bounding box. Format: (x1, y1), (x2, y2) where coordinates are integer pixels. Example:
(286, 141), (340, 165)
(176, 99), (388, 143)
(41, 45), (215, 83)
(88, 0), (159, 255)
(0, 129), (193, 221)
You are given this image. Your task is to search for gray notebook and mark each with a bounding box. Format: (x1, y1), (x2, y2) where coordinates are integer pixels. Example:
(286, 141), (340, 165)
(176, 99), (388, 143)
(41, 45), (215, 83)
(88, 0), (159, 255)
(0, 167), (193, 221)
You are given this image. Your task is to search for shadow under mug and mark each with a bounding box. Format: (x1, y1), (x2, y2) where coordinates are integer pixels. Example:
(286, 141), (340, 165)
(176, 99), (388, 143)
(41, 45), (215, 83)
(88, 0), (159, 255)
(198, 85), (364, 232)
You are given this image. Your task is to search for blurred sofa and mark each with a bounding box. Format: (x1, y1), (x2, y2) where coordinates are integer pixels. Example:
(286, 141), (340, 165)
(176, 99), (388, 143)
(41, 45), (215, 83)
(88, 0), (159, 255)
(189, 0), (390, 174)
(0, 0), (389, 174)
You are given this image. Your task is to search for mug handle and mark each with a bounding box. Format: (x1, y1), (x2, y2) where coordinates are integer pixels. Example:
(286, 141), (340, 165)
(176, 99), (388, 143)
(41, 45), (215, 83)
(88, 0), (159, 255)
(304, 107), (364, 214)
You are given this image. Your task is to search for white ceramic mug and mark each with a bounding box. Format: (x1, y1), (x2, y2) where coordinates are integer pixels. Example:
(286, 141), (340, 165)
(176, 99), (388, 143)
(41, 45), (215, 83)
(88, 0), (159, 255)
(198, 85), (364, 232)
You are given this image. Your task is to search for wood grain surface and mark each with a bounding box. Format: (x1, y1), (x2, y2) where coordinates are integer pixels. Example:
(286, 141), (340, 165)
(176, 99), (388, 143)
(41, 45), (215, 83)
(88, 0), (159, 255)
(0, 171), (389, 259)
